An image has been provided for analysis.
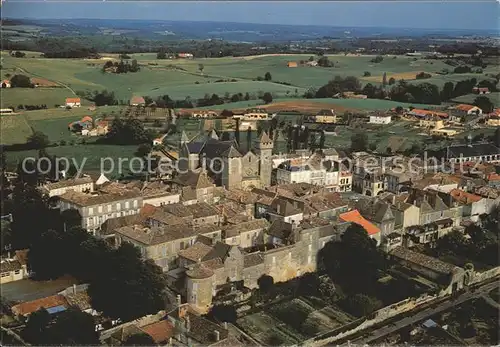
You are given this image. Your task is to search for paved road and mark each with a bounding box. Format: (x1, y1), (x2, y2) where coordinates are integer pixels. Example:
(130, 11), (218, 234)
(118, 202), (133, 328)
(352, 280), (499, 345)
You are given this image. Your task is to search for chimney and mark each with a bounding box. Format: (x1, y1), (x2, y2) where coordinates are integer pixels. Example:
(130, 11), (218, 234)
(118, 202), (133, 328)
(214, 330), (220, 342)
(224, 322), (228, 329)
(176, 294), (182, 308)
(73, 284), (77, 295)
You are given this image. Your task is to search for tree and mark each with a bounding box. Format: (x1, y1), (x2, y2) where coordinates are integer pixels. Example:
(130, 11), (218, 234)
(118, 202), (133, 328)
(14, 51), (26, 58)
(382, 72), (387, 86)
(441, 81), (454, 101)
(123, 333), (156, 346)
(10, 74), (33, 88)
(264, 72), (272, 81)
(342, 294), (382, 317)
(208, 304), (237, 323)
(370, 56), (384, 63)
(388, 77), (396, 85)
(88, 243), (166, 321)
(135, 143), (152, 158)
(258, 275), (274, 293)
(363, 71), (371, 77)
(22, 309), (50, 344)
(130, 59), (139, 72)
(157, 50), (167, 59)
(319, 131), (326, 150)
(350, 132), (368, 152)
(246, 126), (252, 152)
(198, 63), (204, 74)
(48, 308), (99, 345)
(105, 117), (152, 145)
(473, 96), (494, 113)
(261, 92), (273, 104)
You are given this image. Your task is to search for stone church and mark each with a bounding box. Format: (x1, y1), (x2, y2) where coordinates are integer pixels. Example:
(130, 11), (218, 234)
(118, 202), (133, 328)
(178, 130), (273, 190)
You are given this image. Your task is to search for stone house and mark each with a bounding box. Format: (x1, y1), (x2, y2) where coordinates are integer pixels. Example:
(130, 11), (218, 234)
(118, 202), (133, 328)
(389, 200), (420, 230)
(114, 224), (222, 271)
(405, 218), (455, 247)
(406, 188), (462, 226)
(267, 198), (304, 225)
(355, 198), (396, 238)
(0, 258), (28, 284)
(59, 190), (143, 234)
(221, 219), (269, 248)
(448, 188), (496, 222)
(171, 170), (216, 204)
(42, 177), (94, 197)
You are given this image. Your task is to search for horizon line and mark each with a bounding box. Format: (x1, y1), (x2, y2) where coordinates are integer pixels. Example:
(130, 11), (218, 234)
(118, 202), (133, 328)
(3, 17), (499, 33)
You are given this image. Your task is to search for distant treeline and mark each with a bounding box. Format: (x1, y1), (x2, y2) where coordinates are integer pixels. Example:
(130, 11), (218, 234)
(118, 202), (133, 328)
(4, 35), (499, 58)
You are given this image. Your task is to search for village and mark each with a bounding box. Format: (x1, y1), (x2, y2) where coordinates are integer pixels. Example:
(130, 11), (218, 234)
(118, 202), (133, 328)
(1, 96), (499, 345)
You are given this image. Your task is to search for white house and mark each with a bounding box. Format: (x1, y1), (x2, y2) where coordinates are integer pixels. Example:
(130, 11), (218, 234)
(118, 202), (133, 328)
(369, 114), (392, 124)
(1, 258), (28, 284)
(65, 98), (81, 108)
(1, 80), (11, 88)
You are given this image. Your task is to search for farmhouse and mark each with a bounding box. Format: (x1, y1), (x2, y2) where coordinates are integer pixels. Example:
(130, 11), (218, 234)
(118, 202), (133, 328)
(487, 110), (500, 126)
(1, 257), (28, 284)
(0, 79), (11, 88)
(65, 97), (81, 108)
(369, 113), (392, 124)
(419, 116), (444, 130)
(473, 86), (490, 94)
(178, 53), (194, 59)
(430, 128), (460, 138)
(449, 104), (482, 118)
(130, 96), (146, 106)
(314, 109), (337, 124)
(287, 61), (298, 68)
(407, 109), (449, 119)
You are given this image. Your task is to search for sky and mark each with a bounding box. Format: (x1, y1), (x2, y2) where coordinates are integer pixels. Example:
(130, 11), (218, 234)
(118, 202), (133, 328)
(2, 1), (499, 30)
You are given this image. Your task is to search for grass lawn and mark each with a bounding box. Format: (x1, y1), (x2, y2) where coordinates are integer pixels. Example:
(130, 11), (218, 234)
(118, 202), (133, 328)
(1, 88), (73, 109)
(0, 115), (33, 145)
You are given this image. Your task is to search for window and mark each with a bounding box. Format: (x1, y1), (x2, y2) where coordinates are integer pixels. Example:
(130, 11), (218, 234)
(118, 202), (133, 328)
(272, 256), (276, 264)
(88, 207), (93, 215)
(125, 201), (130, 209)
(307, 255), (312, 264)
(116, 203), (121, 211)
(107, 205), (112, 212)
(98, 206), (103, 213)
(14, 270), (21, 275)
(133, 200), (138, 208)
(247, 233), (250, 240)
(180, 241), (185, 250)
(1, 272), (9, 277)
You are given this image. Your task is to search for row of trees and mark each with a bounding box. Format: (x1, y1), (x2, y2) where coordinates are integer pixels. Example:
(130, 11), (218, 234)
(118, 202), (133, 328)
(309, 74), (497, 106)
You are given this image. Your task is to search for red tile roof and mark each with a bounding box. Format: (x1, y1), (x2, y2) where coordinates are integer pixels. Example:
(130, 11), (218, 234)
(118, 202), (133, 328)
(65, 98), (81, 104)
(339, 210), (380, 236)
(449, 189), (482, 204)
(140, 320), (174, 344)
(12, 295), (68, 316)
(454, 104), (477, 112)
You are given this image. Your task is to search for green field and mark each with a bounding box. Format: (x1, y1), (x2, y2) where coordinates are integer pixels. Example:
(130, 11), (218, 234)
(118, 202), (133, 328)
(0, 106), (122, 145)
(2, 52), (496, 109)
(5, 144), (139, 178)
(452, 92), (500, 108)
(1, 88), (75, 109)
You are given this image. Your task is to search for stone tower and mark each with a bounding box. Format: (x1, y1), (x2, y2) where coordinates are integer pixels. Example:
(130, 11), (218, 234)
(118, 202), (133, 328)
(255, 131), (273, 188)
(221, 145), (242, 190)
